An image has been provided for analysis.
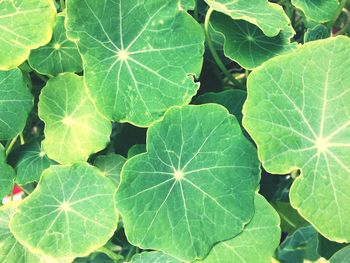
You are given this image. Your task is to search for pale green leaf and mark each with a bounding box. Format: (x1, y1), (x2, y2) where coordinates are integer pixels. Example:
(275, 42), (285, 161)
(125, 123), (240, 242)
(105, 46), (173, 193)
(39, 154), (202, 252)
(0, 144), (15, 201)
(200, 194), (281, 263)
(66, 0), (205, 127)
(210, 12), (297, 69)
(0, 69), (33, 140)
(330, 245), (350, 263)
(38, 73), (112, 164)
(243, 36), (350, 242)
(127, 144), (146, 158)
(116, 104), (260, 261)
(131, 251), (183, 263)
(291, 0), (339, 23)
(0, 0), (56, 70)
(205, 0), (292, 37)
(10, 163), (118, 261)
(29, 13), (83, 77)
(94, 154), (126, 185)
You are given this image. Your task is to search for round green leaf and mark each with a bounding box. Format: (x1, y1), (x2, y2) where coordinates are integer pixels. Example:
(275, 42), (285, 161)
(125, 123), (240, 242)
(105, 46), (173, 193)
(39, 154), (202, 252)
(94, 154), (126, 186)
(0, 144), (15, 201)
(66, 0), (205, 127)
(200, 194), (281, 263)
(210, 12), (297, 70)
(0, 69), (34, 140)
(116, 104), (260, 261)
(205, 0), (292, 37)
(10, 163), (119, 260)
(243, 36), (350, 242)
(0, 0), (56, 70)
(131, 251), (183, 263)
(28, 13), (83, 77)
(0, 202), (40, 263)
(330, 245), (350, 263)
(8, 141), (56, 185)
(291, 0), (339, 23)
(38, 73), (112, 164)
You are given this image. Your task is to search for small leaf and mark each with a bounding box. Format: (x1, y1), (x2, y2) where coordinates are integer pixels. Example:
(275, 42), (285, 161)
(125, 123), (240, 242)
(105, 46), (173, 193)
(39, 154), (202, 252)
(330, 245), (350, 263)
(0, 0), (56, 70)
(0, 144), (15, 200)
(28, 13), (83, 77)
(205, 0), (292, 37)
(243, 36), (350, 242)
(10, 163), (119, 260)
(116, 104), (260, 261)
(304, 24), (330, 43)
(291, 0), (339, 23)
(0, 69), (33, 140)
(38, 73), (112, 164)
(94, 154), (126, 186)
(127, 144), (146, 158)
(131, 251), (183, 263)
(210, 12), (297, 69)
(66, 0), (205, 126)
(200, 194), (281, 263)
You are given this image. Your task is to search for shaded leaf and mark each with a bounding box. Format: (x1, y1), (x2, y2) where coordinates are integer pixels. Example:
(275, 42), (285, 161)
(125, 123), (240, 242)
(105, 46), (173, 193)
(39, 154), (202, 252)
(127, 144), (146, 158)
(94, 154), (126, 186)
(330, 245), (350, 263)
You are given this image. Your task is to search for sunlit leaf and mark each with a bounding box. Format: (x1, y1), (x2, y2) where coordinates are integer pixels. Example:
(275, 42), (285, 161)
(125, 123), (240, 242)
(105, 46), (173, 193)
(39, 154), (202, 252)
(291, 0), (339, 23)
(0, 144), (15, 200)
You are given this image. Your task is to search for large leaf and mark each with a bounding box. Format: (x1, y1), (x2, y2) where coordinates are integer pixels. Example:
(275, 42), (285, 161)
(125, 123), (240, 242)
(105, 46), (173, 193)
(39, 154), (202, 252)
(243, 36), (350, 242)
(131, 251), (182, 263)
(116, 104), (260, 261)
(0, 144), (15, 201)
(330, 245), (350, 263)
(28, 13), (83, 77)
(0, 69), (33, 140)
(291, 0), (339, 23)
(210, 12), (297, 69)
(38, 73), (112, 164)
(0, 0), (56, 70)
(200, 194), (281, 263)
(66, 0), (205, 127)
(0, 202), (40, 263)
(10, 163), (118, 261)
(205, 0), (291, 37)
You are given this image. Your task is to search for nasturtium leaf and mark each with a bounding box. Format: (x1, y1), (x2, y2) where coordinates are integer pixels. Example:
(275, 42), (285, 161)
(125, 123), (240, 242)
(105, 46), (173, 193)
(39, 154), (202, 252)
(243, 36), (350, 242)
(10, 163), (119, 260)
(0, 69), (33, 140)
(318, 235), (348, 260)
(180, 0), (195, 10)
(127, 144), (146, 158)
(38, 73), (112, 164)
(276, 225), (322, 263)
(0, 202), (40, 263)
(8, 141), (56, 185)
(131, 251), (183, 263)
(330, 245), (350, 263)
(28, 13), (83, 77)
(210, 12), (297, 69)
(205, 0), (291, 37)
(0, 0), (56, 70)
(116, 104), (260, 261)
(200, 194), (281, 263)
(94, 154), (126, 185)
(304, 24), (330, 43)
(0, 144), (15, 200)
(291, 0), (339, 23)
(66, 0), (205, 127)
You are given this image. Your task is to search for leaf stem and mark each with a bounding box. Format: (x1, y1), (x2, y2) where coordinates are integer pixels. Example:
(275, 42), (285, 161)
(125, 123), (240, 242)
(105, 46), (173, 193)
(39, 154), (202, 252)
(204, 7), (245, 89)
(335, 8), (350, 35)
(194, 0), (199, 21)
(329, 0), (349, 28)
(5, 135), (19, 156)
(19, 133), (25, 145)
(60, 0), (65, 11)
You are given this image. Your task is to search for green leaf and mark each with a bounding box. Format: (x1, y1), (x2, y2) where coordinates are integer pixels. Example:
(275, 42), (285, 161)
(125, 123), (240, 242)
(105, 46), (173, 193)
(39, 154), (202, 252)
(131, 251), (183, 263)
(0, 144), (15, 201)
(243, 36), (350, 242)
(318, 234), (348, 260)
(10, 163), (118, 261)
(205, 0), (292, 37)
(330, 245), (350, 263)
(116, 104), (260, 261)
(66, 0), (205, 127)
(38, 73), (112, 164)
(180, 0), (195, 10)
(94, 154), (126, 186)
(0, 202), (40, 263)
(28, 13), (83, 77)
(8, 141), (56, 185)
(200, 194), (281, 263)
(291, 0), (339, 23)
(210, 12), (297, 70)
(0, 69), (33, 140)
(0, 0), (56, 70)
(304, 24), (330, 43)
(276, 226), (321, 263)
(127, 144), (146, 158)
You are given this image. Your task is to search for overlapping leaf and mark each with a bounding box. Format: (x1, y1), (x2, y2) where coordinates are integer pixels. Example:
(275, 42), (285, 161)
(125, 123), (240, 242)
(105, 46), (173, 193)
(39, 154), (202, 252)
(243, 36), (350, 242)
(38, 73), (111, 164)
(66, 0), (205, 127)
(0, 69), (33, 140)
(131, 251), (182, 263)
(291, 0), (340, 23)
(330, 245), (350, 263)
(0, 0), (56, 70)
(0, 144), (15, 200)
(116, 104), (260, 261)
(94, 153), (126, 185)
(10, 163), (118, 260)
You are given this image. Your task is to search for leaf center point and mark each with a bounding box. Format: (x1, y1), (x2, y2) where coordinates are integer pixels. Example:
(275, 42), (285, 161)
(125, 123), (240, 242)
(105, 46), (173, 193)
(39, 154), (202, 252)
(60, 201), (71, 212)
(53, 43), (61, 50)
(62, 116), (74, 126)
(118, 50), (129, 61)
(173, 169), (184, 180)
(316, 137), (329, 153)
